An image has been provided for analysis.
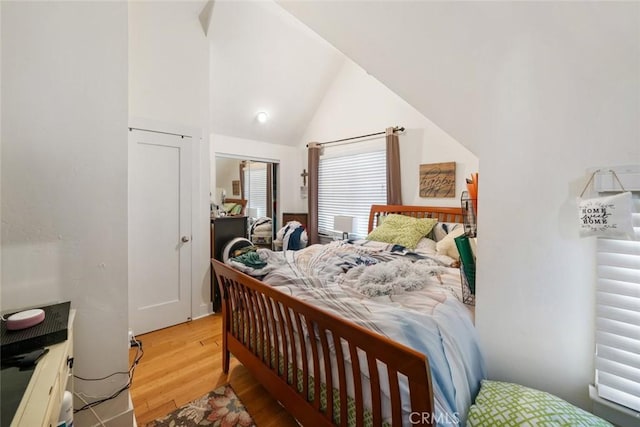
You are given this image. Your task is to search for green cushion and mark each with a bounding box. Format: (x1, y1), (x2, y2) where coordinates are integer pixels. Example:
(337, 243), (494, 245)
(467, 380), (612, 426)
(223, 202), (242, 215)
(365, 214), (437, 249)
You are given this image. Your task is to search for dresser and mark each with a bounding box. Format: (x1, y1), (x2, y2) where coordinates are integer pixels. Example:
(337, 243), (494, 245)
(2, 310), (75, 427)
(211, 216), (247, 311)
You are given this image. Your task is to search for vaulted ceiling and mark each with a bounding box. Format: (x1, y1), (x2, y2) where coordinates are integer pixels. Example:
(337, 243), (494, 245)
(209, 0), (638, 156)
(208, 0), (345, 146)
(278, 1), (639, 157)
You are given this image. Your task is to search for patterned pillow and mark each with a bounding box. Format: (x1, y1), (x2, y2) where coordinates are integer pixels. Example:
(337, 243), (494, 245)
(431, 222), (465, 242)
(467, 380), (612, 426)
(366, 214), (437, 250)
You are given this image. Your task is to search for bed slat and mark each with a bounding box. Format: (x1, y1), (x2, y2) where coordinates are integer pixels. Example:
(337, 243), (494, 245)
(388, 368), (402, 424)
(255, 293), (269, 365)
(306, 317), (322, 411)
(367, 354), (382, 425)
(333, 334), (348, 426)
(275, 302), (289, 379)
(294, 313), (309, 400)
(319, 327), (334, 422)
(349, 344), (364, 426)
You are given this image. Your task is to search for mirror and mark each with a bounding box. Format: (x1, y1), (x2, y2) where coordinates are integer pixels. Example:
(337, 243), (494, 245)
(214, 156), (278, 228)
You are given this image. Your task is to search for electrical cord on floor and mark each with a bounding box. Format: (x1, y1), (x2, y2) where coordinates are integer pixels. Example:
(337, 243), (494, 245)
(73, 336), (144, 414)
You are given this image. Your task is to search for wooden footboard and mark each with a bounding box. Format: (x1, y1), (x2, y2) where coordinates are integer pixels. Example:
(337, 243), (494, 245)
(212, 259), (435, 426)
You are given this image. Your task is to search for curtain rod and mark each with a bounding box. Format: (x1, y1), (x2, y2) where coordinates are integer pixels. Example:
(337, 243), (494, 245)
(306, 126), (405, 148)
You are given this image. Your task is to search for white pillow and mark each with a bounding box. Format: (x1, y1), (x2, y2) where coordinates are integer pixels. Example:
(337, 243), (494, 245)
(431, 222), (464, 242)
(578, 192), (634, 239)
(414, 237), (437, 254)
(436, 227), (466, 259)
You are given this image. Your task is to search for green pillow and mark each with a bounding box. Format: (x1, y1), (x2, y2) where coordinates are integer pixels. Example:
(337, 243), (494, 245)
(365, 214), (437, 249)
(223, 203), (242, 215)
(467, 380), (612, 426)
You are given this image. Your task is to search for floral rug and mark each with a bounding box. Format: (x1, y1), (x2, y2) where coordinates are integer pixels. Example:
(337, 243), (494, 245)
(146, 384), (256, 427)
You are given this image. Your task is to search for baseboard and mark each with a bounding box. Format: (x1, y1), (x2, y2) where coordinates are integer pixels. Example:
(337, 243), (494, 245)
(192, 310), (213, 321)
(74, 391), (133, 427)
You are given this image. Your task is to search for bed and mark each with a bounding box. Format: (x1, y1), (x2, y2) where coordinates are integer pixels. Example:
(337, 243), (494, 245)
(212, 204), (484, 426)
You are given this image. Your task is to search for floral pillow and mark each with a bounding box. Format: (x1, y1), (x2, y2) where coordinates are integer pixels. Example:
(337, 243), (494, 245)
(366, 214), (438, 249)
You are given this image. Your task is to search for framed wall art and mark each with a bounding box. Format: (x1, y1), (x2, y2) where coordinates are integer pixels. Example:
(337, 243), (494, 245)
(419, 162), (456, 198)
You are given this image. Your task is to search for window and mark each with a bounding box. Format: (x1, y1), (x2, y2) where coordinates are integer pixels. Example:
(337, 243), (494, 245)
(243, 162), (267, 218)
(594, 195), (640, 413)
(318, 147), (386, 238)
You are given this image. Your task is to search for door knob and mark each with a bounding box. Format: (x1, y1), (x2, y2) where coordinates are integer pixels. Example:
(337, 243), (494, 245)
(181, 236), (190, 243)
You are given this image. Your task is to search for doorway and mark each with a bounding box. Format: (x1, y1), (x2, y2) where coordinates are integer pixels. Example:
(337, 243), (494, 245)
(129, 129), (192, 335)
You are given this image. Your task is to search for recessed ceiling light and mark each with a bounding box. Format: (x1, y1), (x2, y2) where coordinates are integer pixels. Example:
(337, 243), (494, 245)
(256, 111), (269, 123)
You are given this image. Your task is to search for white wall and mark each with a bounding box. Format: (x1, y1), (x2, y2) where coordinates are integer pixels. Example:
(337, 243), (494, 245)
(1, 1), (131, 423)
(300, 59), (479, 207)
(1, 3), (3, 299)
(129, 1), (209, 130)
(210, 133), (302, 222)
(282, 0), (640, 412)
(128, 1), (212, 321)
(474, 4), (639, 410)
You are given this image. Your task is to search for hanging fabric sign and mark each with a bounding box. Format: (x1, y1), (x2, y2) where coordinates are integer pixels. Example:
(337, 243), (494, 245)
(577, 170), (634, 239)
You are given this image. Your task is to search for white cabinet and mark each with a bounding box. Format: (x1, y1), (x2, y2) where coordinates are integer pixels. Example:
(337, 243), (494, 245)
(10, 310), (75, 427)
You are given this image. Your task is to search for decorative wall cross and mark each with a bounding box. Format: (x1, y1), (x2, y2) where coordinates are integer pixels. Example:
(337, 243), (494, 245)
(300, 169), (308, 186)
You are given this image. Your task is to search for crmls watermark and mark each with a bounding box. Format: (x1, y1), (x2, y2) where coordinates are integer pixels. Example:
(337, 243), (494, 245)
(409, 412), (460, 425)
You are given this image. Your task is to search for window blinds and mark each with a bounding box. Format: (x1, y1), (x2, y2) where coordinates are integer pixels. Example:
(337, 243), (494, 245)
(243, 164), (267, 218)
(595, 196), (640, 413)
(318, 150), (387, 238)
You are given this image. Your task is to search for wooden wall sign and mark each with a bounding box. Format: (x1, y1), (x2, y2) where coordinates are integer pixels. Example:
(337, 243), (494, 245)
(232, 180), (240, 196)
(419, 162), (456, 198)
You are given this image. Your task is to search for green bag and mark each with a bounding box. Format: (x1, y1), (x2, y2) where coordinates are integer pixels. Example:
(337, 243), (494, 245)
(454, 234), (476, 294)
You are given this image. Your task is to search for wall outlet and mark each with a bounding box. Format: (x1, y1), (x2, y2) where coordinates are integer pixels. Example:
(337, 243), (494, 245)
(128, 329), (134, 348)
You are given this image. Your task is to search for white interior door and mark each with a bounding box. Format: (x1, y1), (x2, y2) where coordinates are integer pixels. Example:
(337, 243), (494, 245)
(129, 128), (192, 335)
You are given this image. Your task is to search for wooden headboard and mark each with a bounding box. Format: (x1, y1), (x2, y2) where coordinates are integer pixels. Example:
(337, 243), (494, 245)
(368, 204), (464, 233)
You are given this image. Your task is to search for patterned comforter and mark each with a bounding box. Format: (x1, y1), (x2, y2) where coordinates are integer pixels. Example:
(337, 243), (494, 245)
(227, 240), (485, 425)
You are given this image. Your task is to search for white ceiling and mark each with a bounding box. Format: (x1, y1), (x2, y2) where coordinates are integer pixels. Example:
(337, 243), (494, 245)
(208, 1), (638, 155)
(278, 1), (640, 157)
(208, 0), (345, 146)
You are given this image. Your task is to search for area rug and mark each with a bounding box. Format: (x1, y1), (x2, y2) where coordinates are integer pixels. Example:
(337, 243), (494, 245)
(146, 384), (256, 427)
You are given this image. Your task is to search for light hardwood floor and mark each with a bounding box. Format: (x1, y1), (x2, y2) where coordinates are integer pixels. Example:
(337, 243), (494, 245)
(129, 314), (299, 426)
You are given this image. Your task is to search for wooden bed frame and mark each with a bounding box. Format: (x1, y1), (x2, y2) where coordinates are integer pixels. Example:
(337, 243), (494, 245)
(212, 205), (464, 426)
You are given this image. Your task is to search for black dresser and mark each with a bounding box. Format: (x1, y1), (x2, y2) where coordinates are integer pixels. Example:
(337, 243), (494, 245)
(210, 216), (247, 311)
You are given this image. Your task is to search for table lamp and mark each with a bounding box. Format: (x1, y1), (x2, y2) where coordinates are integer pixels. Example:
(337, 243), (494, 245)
(334, 215), (356, 240)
